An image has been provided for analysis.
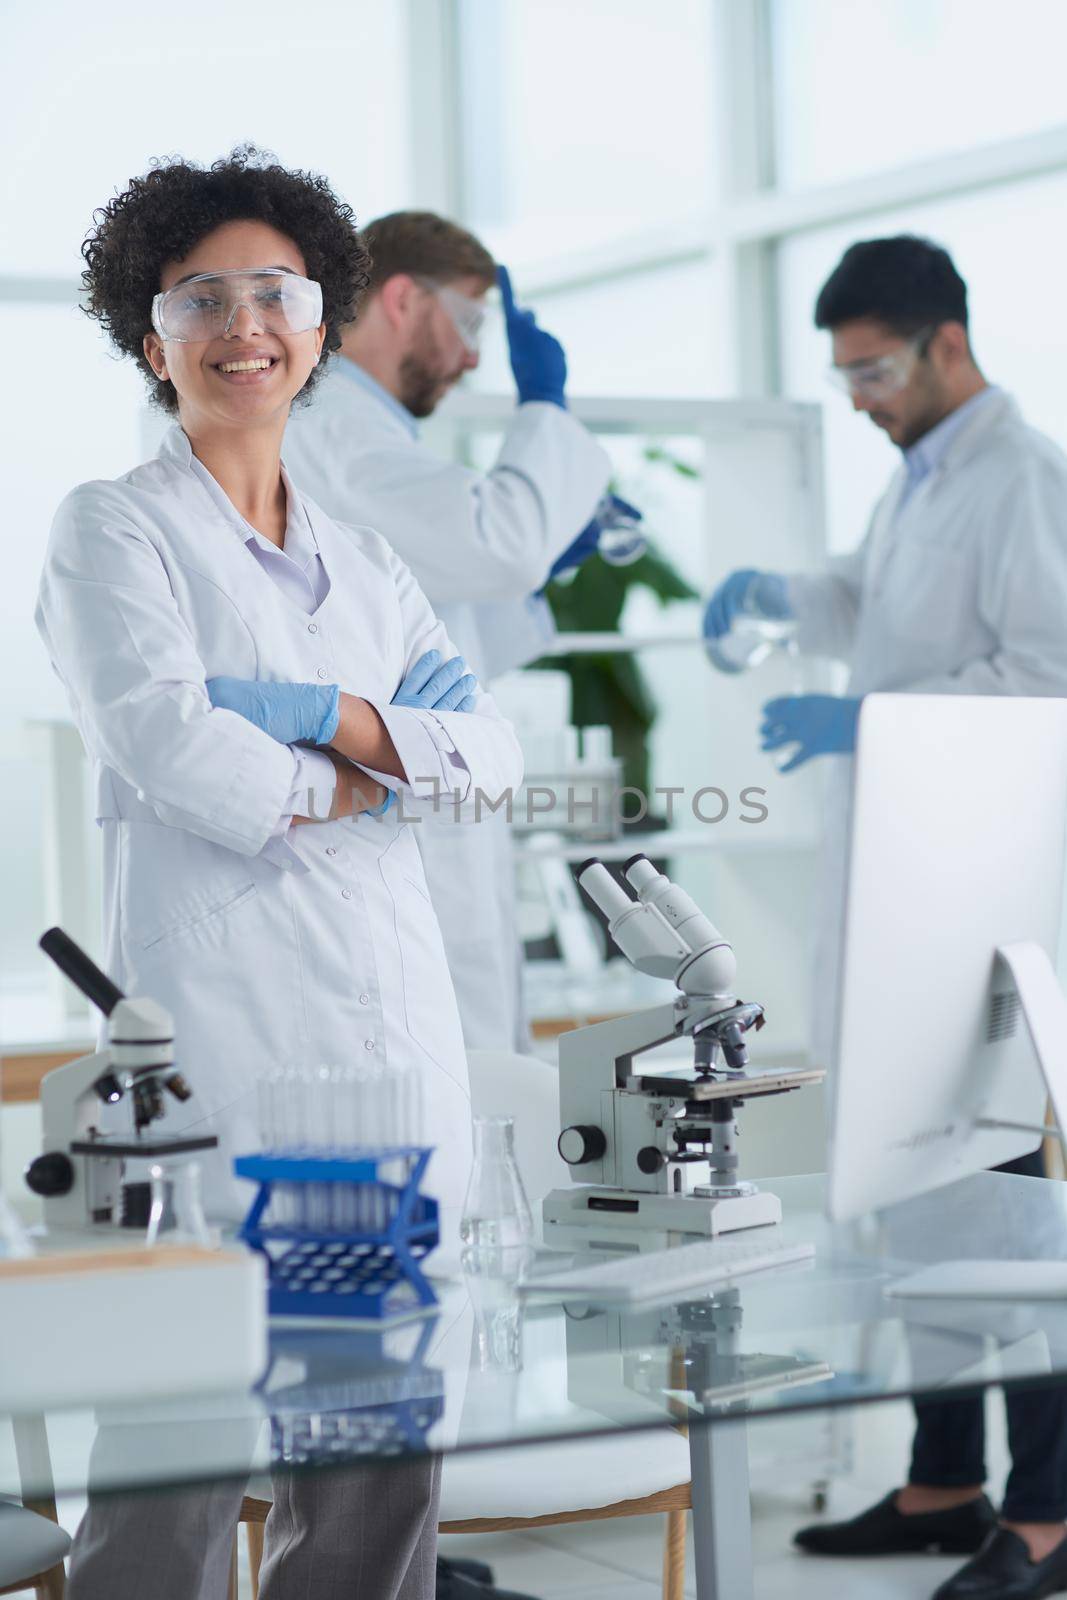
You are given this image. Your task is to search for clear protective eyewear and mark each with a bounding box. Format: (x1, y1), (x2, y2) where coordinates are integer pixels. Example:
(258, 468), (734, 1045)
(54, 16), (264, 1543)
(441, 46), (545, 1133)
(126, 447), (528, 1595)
(151, 268), (324, 344)
(416, 276), (487, 353)
(826, 325), (935, 401)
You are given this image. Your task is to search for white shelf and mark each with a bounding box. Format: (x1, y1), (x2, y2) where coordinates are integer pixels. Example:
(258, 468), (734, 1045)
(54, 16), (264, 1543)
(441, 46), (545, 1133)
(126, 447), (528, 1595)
(540, 631), (701, 655)
(437, 391), (822, 437)
(514, 828), (817, 863)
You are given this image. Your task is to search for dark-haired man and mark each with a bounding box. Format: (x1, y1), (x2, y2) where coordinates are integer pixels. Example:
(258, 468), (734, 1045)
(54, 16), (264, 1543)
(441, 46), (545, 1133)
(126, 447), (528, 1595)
(285, 212), (611, 1054)
(706, 235), (1067, 1599)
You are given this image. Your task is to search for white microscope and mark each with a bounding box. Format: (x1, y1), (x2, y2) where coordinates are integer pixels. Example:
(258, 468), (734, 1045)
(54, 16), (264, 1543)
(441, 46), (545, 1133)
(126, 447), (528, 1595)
(25, 928), (216, 1240)
(543, 855), (824, 1237)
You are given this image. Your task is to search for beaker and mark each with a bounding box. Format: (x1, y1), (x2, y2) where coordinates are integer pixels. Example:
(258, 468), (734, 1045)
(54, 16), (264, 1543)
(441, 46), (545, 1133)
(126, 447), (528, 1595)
(460, 1116), (534, 1253)
(705, 574), (802, 688)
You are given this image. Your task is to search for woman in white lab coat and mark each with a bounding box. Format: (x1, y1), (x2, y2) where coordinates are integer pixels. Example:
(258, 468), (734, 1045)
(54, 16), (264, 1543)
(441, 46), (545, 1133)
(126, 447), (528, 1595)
(35, 148), (523, 1232)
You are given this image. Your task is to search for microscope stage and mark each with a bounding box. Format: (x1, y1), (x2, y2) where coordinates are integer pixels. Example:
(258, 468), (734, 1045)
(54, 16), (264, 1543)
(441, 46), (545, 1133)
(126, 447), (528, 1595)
(71, 1135), (219, 1158)
(629, 1065), (825, 1101)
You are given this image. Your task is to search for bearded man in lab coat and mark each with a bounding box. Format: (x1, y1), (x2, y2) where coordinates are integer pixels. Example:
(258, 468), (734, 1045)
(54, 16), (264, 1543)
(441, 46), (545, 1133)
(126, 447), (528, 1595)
(705, 234), (1067, 1600)
(284, 213), (612, 1052)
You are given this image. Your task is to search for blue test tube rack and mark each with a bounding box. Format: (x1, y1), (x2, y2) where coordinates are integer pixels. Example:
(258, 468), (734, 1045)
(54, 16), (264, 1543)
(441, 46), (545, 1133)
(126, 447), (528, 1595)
(235, 1146), (439, 1321)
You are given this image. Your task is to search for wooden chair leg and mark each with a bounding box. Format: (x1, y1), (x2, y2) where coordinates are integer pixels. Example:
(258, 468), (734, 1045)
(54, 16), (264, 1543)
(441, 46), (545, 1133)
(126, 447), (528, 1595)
(247, 1520), (265, 1600)
(662, 1507), (687, 1600)
(33, 1566), (67, 1600)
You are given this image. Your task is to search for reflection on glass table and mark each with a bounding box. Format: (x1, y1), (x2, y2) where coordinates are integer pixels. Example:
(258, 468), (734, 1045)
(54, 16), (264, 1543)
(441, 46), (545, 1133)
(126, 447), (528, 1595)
(7, 1172), (1067, 1600)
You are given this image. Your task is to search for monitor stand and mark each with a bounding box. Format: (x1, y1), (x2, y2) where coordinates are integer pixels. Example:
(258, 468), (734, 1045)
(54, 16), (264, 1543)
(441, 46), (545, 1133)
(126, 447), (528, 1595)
(891, 940), (1067, 1302)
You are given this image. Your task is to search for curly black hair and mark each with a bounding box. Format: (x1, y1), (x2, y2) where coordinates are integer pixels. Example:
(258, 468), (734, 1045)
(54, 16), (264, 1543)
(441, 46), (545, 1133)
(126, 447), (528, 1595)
(81, 144), (371, 414)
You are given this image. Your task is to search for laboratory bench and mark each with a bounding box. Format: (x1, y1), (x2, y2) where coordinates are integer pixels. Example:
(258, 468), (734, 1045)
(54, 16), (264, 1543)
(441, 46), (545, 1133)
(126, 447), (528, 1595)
(5, 1171), (1067, 1599)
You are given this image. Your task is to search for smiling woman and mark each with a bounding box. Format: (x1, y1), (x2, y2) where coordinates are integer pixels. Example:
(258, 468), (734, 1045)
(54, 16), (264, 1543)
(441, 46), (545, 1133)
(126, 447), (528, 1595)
(80, 143), (369, 415)
(34, 142), (523, 1231)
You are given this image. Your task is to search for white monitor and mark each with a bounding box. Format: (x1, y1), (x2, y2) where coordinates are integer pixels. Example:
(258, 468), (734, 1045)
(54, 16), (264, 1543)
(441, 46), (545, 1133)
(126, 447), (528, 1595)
(828, 694), (1067, 1221)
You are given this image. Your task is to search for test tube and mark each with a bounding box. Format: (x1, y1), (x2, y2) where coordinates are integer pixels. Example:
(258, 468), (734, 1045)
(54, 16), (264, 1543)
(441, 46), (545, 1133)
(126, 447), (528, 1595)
(257, 1066), (278, 1152)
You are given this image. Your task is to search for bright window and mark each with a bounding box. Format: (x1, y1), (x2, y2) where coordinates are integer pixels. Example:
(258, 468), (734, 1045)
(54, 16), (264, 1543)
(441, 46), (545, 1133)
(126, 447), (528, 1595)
(458, 0), (713, 265)
(0, 1), (411, 277)
(772, 0), (1067, 193)
(470, 257), (728, 398)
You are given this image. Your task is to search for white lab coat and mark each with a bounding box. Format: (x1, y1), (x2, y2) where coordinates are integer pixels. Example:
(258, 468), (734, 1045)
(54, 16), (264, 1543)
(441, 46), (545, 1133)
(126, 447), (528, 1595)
(786, 390), (1067, 1062)
(35, 426), (524, 1219)
(284, 364), (611, 1050)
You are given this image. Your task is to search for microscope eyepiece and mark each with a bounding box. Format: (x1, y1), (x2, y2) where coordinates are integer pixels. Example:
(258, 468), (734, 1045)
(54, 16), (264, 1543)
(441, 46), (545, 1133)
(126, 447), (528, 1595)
(39, 927), (125, 1016)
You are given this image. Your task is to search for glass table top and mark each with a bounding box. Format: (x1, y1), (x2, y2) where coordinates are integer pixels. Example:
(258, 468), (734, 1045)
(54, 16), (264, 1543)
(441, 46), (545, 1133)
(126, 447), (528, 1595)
(6, 1170), (1067, 1498)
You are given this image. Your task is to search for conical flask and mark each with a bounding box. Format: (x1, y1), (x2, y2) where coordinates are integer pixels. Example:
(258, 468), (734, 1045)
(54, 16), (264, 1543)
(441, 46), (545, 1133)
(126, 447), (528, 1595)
(460, 1116), (533, 1253)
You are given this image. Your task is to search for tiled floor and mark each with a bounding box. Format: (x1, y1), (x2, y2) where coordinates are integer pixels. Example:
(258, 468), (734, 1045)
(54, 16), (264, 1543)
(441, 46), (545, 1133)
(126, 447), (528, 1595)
(21, 1394), (1014, 1599)
(437, 1393), (1014, 1600)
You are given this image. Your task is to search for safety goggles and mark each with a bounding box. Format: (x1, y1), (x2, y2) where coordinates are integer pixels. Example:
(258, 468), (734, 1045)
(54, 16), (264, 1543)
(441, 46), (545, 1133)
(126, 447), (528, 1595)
(151, 268), (324, 343)
(826, 326), (935, 401)
(415, 277), (487, 353)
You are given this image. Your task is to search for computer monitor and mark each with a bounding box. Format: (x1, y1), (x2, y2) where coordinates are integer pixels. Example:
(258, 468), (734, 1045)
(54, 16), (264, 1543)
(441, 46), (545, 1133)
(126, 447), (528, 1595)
(828, 694), (1067, 1221)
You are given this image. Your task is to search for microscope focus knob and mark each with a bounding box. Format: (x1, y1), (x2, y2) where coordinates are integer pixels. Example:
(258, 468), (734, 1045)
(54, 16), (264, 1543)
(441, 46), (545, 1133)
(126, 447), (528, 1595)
(558, 1125), (606, 1166)
(637, 1146), (666, 1174)
(25, 1151), (75, 1197)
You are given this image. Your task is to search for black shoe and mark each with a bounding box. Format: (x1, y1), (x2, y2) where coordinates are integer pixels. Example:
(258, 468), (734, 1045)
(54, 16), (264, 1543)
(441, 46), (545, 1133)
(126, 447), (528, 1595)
(794, 1489), (998, 1557)
(438, 1558), (495, 1586)
(932, 1528), (1067, 1599)
(435, 1559), (540, 1600)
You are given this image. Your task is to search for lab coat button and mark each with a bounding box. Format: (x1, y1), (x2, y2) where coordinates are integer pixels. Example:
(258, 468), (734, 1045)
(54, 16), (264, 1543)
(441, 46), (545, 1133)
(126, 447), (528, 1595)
(364, 1039), (376, 1051)
(359, 993), (370, 1005)
(308, 622), (318, 634)
(316, 667), (329, 680)
(325, 846), (337, 857)
(341, 888), (353, 900)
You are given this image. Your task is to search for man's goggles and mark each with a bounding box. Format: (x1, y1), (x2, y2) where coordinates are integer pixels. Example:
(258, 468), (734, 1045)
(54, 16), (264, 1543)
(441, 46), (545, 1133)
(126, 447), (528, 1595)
(151, 268), (324, 344)
(826, 326), (935, 402)
(416, 277), (487, 353)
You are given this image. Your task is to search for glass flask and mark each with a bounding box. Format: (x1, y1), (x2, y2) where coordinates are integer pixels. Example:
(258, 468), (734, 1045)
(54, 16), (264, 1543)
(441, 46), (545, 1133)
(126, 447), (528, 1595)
(705, 573), (802, 684)
(593, 494), (648, 567)
(460, 1116), (534, 1253)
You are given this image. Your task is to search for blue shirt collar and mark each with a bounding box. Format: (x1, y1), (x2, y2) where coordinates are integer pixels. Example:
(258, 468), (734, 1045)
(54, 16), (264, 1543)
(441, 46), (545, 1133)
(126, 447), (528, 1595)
(904, 385), (1000, 488)
(332, 356), (419, 439)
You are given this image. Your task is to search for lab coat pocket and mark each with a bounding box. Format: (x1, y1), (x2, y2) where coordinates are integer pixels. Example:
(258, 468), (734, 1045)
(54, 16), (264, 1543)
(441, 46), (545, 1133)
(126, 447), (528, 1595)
(121, 820), (261, 958)
(139, 881), (259, 953)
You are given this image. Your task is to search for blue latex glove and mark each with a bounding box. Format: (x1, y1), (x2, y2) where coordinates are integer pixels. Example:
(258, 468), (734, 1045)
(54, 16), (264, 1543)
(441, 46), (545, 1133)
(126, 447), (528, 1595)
(547, 522), (600, 582)
(760, 695), (862, 773)
(367, 651), (476, 821)
(497, 264), (567, 409)
(392, 651), (478, 714)
(702, 570), (791, 641)
(547, 493), (644, 582)
(206, 676), (339, 745)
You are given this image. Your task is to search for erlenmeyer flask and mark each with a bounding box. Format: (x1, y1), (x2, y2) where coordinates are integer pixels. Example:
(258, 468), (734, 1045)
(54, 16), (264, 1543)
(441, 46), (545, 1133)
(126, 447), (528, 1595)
(459, 1116), (534, 1252)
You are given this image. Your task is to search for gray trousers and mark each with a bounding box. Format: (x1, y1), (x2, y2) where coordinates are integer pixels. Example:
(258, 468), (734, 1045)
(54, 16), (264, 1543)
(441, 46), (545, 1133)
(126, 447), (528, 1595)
(66, 1455), (442, 1600)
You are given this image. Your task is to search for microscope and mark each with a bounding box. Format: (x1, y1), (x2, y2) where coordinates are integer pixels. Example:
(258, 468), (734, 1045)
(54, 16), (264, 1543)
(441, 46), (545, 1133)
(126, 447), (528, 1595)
(543, 855), (824, 1237)
(565, 1287), (832, 1427)
(25, 928), (217, 1238)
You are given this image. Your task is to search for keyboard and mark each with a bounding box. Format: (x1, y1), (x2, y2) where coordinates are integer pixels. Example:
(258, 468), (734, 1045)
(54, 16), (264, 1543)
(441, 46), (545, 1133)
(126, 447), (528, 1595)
(518, 1235), (815, 1306)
